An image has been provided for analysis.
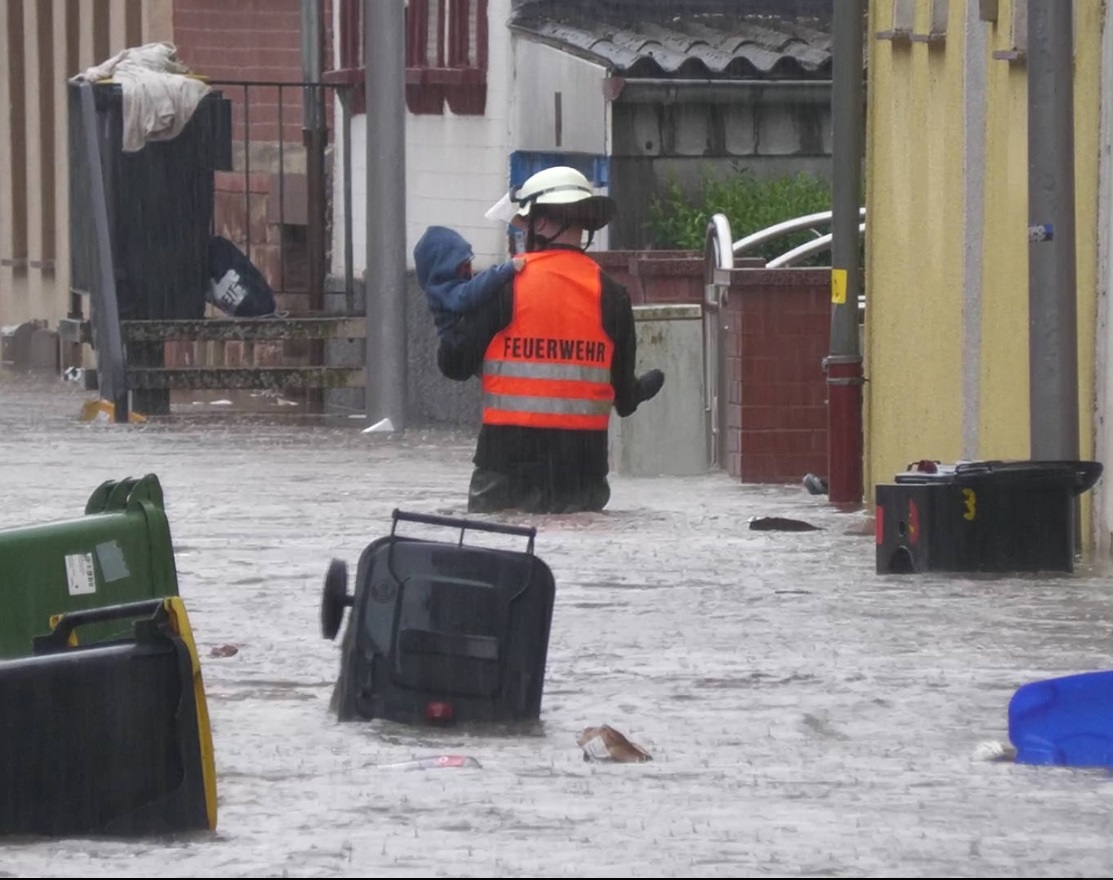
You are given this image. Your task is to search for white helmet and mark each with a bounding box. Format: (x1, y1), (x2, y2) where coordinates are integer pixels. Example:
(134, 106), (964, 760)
(485, 165), (617, 232)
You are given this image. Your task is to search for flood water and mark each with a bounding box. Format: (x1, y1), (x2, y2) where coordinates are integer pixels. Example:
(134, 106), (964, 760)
(2, 374), (1113, 878)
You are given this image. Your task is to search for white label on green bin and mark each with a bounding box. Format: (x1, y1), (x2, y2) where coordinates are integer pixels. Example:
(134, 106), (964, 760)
(65, 553), (97, 596)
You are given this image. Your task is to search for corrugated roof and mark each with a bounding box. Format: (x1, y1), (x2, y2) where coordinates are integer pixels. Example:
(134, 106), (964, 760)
(509, 2), (833, 81)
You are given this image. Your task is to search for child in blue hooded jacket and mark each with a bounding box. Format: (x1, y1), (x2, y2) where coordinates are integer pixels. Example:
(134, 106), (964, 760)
(414, 225), (525, 338)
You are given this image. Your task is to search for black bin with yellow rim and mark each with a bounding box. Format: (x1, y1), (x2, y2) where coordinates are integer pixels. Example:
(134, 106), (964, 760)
(875, 460), (1103, 575)
(0, 598), (217, 837)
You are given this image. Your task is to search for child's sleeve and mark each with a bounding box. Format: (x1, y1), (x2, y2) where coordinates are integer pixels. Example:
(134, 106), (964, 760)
(449, 260), (518, 315)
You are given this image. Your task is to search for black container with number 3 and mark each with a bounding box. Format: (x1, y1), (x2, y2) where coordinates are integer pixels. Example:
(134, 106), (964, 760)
(875, 460), (1103, 574)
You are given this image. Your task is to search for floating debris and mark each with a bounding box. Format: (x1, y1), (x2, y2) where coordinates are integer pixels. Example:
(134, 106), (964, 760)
(972, 740), (1017, 762)
(748, 516), (823, 532)
(578, 725), (652, 763)
(376, 755), (482, 771)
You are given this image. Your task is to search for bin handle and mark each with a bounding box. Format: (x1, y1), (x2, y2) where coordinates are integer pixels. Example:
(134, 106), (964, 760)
(390, 508), (536, 554)
(32, 598), (166, 654)
(953, 459), (1104, 495)
(1073, 461), (1104, 495)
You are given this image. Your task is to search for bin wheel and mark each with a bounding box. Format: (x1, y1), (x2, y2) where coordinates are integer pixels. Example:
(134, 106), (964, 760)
(320, 558), (352, 640)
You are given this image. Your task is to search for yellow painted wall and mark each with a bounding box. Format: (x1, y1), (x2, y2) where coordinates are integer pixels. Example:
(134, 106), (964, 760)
(865, 0), (968, 490)
(977, 2), (1099, 465)
(866, 0), (1101, 542)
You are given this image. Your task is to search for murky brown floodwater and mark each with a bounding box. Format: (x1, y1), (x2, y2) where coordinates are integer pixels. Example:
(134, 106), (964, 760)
(2, 373), (1113, 878)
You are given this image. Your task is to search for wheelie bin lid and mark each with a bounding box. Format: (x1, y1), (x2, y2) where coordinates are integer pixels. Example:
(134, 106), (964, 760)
(893, 459), (1103, 495)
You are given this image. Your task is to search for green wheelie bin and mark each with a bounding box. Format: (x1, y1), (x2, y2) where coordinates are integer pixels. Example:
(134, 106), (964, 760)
(0, 474), (180, 659)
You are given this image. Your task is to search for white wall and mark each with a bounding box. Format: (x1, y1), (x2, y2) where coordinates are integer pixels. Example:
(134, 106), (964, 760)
(332, 0), (516, 274)
(330, 1), (617, 275)
(512, 41), (609, 155)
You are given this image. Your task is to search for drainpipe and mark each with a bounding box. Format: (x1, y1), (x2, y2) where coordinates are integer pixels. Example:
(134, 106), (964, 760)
(1028, 0), (1080, 549)
(827, 0), (866, 506)
(364, 0), (408, 431)
(1027, 1), (1079, 463)
(301, 0), (327, 410)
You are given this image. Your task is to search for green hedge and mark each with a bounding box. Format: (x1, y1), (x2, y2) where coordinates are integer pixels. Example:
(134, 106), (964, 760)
(647, 165), (834, 264)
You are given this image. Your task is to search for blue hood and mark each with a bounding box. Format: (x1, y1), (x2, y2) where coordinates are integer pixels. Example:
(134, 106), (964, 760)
(413, 226), (474, 300)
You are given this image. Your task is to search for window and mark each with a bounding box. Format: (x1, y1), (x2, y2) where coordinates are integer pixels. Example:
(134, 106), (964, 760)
(322, 0), (489, 115)
(406, 0), (488, 115)
(322, 0), (366, 114)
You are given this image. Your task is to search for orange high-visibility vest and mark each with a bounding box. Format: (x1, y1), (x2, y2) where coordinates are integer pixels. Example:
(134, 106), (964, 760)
(481, 249), (615, 430)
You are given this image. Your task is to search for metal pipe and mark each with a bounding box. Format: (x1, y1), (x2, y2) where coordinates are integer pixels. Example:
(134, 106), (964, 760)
(706, 213), (735, 276)
(827, 0), (866, 507)
(300, 0), (325, 132)
(300, 3), (327, 303)
(766, 224), (865, 269)
(703, 214), (734, 470)
(364, 0), (408, 431)
(302, 0), (328, 414)
(733, 208), (866, 257)
(1027, 0), (1079, 464)
(78, 81), (128, 422)
(341, 89), (354, 314)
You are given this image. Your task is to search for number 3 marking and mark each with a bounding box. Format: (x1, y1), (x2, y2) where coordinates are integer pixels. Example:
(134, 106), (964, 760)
(962, 488), (976, 521)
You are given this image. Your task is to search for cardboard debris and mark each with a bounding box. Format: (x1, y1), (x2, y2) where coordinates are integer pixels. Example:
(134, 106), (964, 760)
(578, 725), (652, 763)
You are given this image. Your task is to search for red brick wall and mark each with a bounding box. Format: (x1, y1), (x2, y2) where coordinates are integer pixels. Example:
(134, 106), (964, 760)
(593, 251), (703, 304)
(724, 269), (830, 483)
(173, 0), (335, 144)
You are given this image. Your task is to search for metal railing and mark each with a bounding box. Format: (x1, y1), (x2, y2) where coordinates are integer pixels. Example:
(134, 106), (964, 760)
(730, 208), (867, 266)
(208, 79), (356, 314)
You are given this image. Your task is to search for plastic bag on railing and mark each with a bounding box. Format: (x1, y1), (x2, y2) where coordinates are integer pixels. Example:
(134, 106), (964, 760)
(205, 235), (277, 317)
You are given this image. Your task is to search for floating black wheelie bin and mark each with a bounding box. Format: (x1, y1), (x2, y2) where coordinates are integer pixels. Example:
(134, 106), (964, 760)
(321, 510), (556, 725)
(875, 459), (1103, 574)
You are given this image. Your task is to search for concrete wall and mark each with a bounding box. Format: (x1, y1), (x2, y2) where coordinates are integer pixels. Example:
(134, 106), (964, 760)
(0, 0), (172, 339)
(865, 0), (1102, 548)
(610, 84), (833, 249)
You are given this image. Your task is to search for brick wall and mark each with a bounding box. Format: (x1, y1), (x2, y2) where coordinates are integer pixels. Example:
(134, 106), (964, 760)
(172, 0), (335, 144)
(724, 269), (830, 483)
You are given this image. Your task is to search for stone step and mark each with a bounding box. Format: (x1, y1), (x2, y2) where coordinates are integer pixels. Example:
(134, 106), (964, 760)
(125, 366), (364, 391)
(60, 315), (366, 345)
(122, 315), (366, 342)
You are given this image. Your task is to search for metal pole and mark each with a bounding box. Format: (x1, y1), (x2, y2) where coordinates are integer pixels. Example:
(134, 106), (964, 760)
(78, 81), (128, 423)
(1028, 0), (1079, 462)
(364, 0), (407, 431)
(301, 0), (328, 413)
(826, 0), (865, 506)
(300, 0), (328, 312)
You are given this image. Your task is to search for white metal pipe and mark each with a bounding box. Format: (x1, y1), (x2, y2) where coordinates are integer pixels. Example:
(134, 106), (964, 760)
(765, 224), (865, 269)
(732, 208), (866, 257)
(705, 213), (735, 273)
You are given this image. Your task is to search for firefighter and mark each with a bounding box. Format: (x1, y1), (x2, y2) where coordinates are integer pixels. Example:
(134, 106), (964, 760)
(437, 165), (665, 514)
